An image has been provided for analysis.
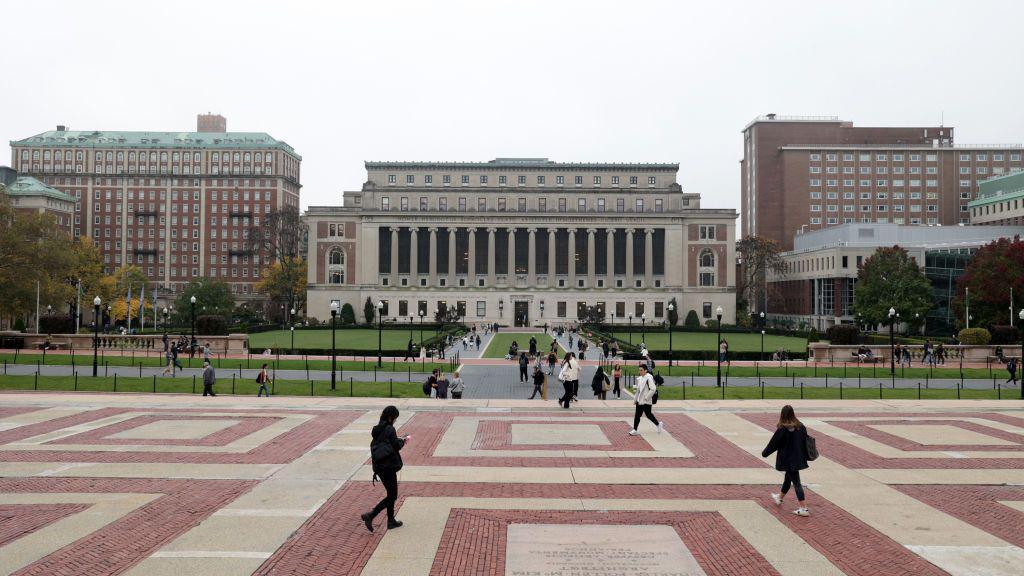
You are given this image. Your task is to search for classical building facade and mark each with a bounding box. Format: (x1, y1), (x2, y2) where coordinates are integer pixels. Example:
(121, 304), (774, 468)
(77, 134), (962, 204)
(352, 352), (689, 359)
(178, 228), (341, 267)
(741, 114), (1024, 249)
(969, 171), (1024, 225)
(306, 158), (737, 325)
(0, 167), (75, 234)
(9, 114), (301, 301)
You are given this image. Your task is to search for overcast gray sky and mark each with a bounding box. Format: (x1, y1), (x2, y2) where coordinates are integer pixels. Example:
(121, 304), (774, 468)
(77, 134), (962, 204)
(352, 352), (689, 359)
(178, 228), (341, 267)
(4, 0), (1023, 216)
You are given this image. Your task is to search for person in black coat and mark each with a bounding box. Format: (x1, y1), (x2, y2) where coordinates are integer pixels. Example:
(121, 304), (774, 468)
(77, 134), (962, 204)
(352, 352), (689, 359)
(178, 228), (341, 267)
(761, 405), (811, 516)
(361, 406), (409, 532)
(518, 352), (529, 382)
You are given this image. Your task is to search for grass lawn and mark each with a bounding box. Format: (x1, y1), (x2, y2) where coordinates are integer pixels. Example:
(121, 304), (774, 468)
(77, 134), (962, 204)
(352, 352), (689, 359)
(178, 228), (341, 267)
(248, 328), (431, 351)
(0, 374), (425, 398)
(483, 333), (561, 359)
(0, 352), (446, 374)
(616, 362), (999, 380)
(632, 384), (1019, 401)
(603, 331), (807, 352)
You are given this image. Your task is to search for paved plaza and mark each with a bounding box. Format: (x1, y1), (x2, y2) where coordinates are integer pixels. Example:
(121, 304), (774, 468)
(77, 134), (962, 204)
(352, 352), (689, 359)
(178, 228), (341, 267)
(0, 391), (1022, 575)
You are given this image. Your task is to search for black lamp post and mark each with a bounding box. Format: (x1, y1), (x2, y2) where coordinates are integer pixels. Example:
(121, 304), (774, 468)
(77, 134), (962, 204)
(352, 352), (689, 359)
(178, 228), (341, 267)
(628, 314), (633, 345)
(408, 316), (414, 341)
(376, 301), (384, 368)
(92, 296), (101, 377)
(498, 299), (504, 319)
(888, 307), (896, 375)
(418, 310), (425, 348)
(716, 306), (723, 387)
(290, 307), (296, 355)
(162, 307), (169, 340)
(330, 301), (338, 391)
(539, 300), (545, 319)
(189, 295), (197, 345)
(641, 313), (646, 346)
(667, 303), (674, 367)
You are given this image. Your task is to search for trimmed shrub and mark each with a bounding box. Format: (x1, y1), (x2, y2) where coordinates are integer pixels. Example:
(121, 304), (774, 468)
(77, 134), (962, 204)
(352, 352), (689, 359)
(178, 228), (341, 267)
(807, 327), (820, 343)
(684, 310), (701, 329)
(989, 325), (1019, 345)
(825, 324), (860, 345)
(13, 318), (26, 332)
(40, 314), (74, 335)
(195, 315), (228, 336)
(957, 327), (992, 345)
(340, 303), (356, 325)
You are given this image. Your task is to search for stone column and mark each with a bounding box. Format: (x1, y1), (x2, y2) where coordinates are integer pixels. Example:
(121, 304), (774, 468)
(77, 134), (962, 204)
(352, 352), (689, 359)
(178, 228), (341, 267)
(567, 228), (577, 287)
(625, 228), (635, 287)
(467, 227), (477, 282)
(587, 228), (596, 288)
(527, 228), (537, 286)
(409, 227), (418, 280)
(547, 227), (557, 281)
(606, 228), (615, 284)
(645, 228), (654, 287)
(428, 227), (438, 286)
(507, 228), (516, 279)
(447, 227), (457, 284)
(390, 227), (400, 284)
(487, 228), (496, 286)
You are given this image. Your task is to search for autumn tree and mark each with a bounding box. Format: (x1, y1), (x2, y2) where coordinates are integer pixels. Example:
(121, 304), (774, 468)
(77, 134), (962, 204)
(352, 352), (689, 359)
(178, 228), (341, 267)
(737, 235), (786, 314)
(954, 236), (1024, 328)
(171, 278), (235, 327)
(852, 246), (931, 328)
(257, 258), (307, 318)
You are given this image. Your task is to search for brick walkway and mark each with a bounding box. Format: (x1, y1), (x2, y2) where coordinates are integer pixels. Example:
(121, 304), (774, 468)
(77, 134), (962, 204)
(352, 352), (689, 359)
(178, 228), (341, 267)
(0, 393), (1021, 575)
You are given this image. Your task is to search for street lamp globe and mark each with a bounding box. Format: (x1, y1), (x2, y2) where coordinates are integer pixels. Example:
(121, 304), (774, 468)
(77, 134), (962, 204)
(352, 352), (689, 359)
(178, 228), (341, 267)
(190, 296), (197, 305)
(715, 306), (723, 317)
(667, 303), (674, 312)
(93, 296), (101, 306)
(1019, 309), (1024, 321)
(376, 300), (384, 310)
(759, 311), (765, 319)
(888, 307), (896, 318)
(290, 308), (296, 315)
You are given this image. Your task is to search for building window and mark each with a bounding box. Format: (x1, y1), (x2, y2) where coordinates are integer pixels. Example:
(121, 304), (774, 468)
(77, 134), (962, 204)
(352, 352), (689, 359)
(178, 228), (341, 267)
(699, 225), (716, 240)
(443, 175), (451, 185)
(498, 175), (507, 185)
(597, 198), (605, 212)
(578, 198), (587, 212)
(557, 301), (567, 318)
(328, 248), (345, 284)
(594, 176), (601, 185)
(519, 198), (527, 212)
(612, 176), (620, 185)
(400, 197), (409, 211)
(476, 301), (486, 317)
(387, 175), (396, 184)
(461, 175), (469, 185)
(539, 198), (547, 211)
(439, 197), (448, 211)
(498, 198), (507, 211)
(478, 197), (486, 211)
(558, 198), (567, 212)
(381, 197), (390, 210)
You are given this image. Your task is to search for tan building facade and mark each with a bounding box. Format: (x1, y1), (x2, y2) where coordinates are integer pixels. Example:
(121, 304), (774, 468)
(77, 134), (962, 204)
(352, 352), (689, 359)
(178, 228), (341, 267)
(0, 168), (75, 233)
(9, 115), (301, 302)
(306, 158), (737, 325)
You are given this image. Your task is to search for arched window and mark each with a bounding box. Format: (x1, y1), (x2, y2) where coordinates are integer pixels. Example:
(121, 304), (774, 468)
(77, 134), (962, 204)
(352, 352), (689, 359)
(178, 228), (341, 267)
(698, 248), (716, 287)
(328, 248), (345, 284)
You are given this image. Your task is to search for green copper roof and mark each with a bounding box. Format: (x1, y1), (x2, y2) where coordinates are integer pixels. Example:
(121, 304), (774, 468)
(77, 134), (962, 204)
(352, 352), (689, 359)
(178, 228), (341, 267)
(365, 158), (678, 171)
(2, 176), (76, 203)
(11, 130), (300, 158)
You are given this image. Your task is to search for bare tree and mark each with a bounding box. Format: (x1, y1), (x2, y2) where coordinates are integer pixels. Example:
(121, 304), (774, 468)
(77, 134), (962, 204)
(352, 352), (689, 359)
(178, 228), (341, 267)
(737, 235), (787, 316)
(247, 206), (306, 319)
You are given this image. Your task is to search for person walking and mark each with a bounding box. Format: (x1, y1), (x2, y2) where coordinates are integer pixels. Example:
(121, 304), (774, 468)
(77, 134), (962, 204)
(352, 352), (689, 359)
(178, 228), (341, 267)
(610, 341), (619, 360)
(528, 364), (545, 399)
(160, 345), (175, 376)
(601, 340), (610, 361)
(203, 342), (212, 365)
(1007, 358), (1018, 387)
(404, 338), (414, 361)
(547, 351), (557, 375)
(518, 352), (529, 383)
(762, 405), (812, 517)
(922, 339), (933, 366)
(612, 364), (622, 398)
(256, 363), (271, 397)
(592, 365), (610, 400)
(557, 352), (580, 409)
(630, 364), (662, 436)
(719, 339), (729, 364)
(361, 406), (408, 532)
(450, 371), (465, 399)
(202, 361), (217, 396)
(529, 336), (538, 357)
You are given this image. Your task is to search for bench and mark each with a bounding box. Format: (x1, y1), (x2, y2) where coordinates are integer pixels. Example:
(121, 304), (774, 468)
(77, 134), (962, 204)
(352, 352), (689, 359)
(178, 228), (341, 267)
(850, 352), (883, 364)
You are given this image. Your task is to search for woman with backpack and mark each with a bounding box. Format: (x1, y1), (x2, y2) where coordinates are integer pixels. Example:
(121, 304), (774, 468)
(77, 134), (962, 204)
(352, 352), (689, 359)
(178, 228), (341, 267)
(450, 371), (465, 399)
(761, 405), (812, 517)
(630, 364), (662, 436)
(361, 406), (408, 532)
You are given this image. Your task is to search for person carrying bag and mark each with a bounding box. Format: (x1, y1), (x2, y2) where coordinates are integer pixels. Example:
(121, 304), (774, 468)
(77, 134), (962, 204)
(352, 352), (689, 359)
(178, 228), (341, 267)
(361, 406), (409, 532)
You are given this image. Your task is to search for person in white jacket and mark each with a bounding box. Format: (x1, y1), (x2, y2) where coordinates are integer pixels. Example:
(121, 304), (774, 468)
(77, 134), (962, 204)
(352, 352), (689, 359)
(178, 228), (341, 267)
(630, 364), (663, 436)
(557, 352), (580, 409)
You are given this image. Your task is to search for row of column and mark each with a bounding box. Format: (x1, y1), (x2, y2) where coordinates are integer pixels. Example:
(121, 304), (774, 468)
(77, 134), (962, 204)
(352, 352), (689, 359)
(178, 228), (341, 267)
(387, 226), (660, 287)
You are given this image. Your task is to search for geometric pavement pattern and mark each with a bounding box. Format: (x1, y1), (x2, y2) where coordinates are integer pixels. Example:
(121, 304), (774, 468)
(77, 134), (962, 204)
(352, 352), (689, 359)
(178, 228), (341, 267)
(0, 393), (1021, 575)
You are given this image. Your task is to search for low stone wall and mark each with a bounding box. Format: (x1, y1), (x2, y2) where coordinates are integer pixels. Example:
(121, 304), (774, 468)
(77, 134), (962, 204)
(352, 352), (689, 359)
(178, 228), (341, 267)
(808, 343), (1020, 364)
(10, 333), (248, 354)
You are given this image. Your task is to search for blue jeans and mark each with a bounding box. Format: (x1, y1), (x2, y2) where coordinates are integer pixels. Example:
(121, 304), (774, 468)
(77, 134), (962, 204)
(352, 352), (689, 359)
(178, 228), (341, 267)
(257, 384), (270, 397)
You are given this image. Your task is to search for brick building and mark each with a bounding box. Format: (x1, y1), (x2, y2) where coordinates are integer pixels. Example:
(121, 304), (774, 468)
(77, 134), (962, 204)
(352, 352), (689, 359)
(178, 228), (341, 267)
(741, 115), (1024, 249)
(305, 158), (737, 325)
(969, 171), (1024, 225)
(9, 115), (301, 304)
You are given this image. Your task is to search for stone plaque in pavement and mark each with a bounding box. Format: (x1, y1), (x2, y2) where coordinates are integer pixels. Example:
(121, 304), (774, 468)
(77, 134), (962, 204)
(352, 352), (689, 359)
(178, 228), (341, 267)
(506, 523), (707, 576)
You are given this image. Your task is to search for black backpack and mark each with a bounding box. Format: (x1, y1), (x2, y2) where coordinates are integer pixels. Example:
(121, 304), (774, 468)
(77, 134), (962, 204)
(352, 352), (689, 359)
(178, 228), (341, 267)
(422, 379), (432, 396)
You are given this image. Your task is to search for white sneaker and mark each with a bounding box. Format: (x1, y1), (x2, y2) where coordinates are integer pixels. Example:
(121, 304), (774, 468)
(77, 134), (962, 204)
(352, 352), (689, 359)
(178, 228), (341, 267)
(793, 507), (810, 517)
(771, 493), (783, 506)
(657, 422), (664, 434)
(628, 429), (639, 436)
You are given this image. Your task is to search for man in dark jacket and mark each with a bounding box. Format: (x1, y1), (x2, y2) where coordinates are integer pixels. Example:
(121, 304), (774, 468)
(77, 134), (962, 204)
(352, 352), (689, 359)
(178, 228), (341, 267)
(202, 361), (217, 396)
(518, 352), (529, 382)
(362, 406), (407, 532)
